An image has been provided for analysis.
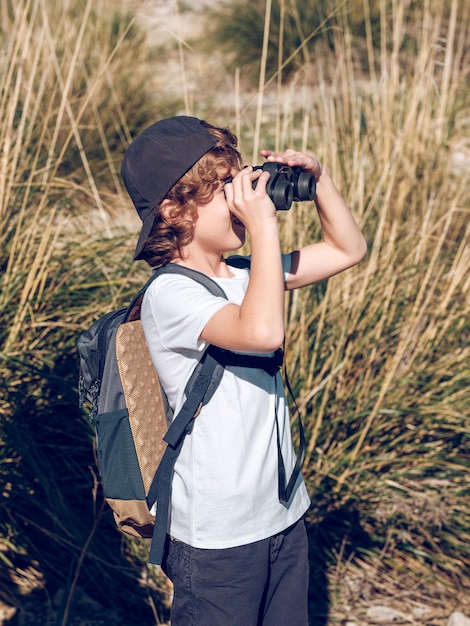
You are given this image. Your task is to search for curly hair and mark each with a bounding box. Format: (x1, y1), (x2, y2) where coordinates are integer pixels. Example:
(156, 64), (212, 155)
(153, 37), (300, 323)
(139, 121), (242, 267)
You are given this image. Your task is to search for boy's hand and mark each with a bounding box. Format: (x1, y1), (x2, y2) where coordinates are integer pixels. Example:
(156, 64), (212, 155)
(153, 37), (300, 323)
(224, 166), (276, 234)
(260, 149), (323, 182)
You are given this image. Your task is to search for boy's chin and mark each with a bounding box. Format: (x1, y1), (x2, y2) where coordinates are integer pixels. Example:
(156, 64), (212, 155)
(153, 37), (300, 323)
(226, 235), (245, 253)
(231, 224), (246, 244)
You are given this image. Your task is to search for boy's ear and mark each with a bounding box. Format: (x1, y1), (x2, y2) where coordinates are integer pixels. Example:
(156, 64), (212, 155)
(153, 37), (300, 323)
(160, 199), (196, 225)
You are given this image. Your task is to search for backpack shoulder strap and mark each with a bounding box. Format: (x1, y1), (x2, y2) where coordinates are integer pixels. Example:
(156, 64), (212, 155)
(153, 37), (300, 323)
(125, 255), (252, 323)
(124, 261), (236, 323)
(147, 346), (222, 565)
(153, 263), (229, 298)
(226, 254), (251, 270)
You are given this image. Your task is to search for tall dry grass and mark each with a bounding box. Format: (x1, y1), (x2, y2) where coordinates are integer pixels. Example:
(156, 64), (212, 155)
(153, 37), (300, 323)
(203, 0), (470, 605)
(0, 0), (469, 622)
(264, 0), (470, 599)
(0, 0), (160, 357)
(0, 0), (174, 622)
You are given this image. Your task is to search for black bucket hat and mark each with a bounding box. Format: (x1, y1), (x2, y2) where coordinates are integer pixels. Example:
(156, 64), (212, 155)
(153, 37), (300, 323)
(121, 116), (217, 260)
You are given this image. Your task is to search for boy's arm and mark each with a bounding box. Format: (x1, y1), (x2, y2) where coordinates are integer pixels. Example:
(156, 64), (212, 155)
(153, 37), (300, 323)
(200, 152), (366, 353)
(261, 150), (367, 290)
(200, 167), (286, 353)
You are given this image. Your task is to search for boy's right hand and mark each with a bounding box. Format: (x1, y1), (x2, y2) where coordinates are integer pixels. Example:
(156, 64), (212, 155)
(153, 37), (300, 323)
(202, 165), (285, 353)
(224, 167), (277, 235)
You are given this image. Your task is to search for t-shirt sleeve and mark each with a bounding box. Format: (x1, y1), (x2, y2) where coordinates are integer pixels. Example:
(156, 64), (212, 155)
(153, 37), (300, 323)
(282, 253), (293, 278)
(144, 274), (229, 353)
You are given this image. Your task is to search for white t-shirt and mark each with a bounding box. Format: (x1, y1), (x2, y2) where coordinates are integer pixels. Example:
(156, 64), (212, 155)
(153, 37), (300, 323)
(141, 256), (311, 549)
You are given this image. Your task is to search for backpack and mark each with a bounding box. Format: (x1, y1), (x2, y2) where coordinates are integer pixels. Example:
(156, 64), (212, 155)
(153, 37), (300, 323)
(77, 257), (302, 565)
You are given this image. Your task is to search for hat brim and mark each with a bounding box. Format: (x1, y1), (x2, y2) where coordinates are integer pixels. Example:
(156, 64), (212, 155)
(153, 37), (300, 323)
(133, 206), (157, 260)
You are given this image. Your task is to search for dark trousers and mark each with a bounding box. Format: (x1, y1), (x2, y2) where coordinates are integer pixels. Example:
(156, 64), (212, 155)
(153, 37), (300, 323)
(162, 518), (309, 626)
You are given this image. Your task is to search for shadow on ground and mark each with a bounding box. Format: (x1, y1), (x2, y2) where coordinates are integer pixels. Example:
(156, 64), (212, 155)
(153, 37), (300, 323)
(306, 498), (374, 626)
(0, 352), (169, 625)
(1, 350), (375, 626)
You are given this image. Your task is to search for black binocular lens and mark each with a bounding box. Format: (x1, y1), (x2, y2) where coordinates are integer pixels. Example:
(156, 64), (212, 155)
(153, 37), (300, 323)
(292, 169), (316, 202)
(252, 162), (316, 211)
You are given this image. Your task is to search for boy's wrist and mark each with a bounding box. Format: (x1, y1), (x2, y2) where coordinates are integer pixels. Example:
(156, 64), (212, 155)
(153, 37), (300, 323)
(316, 164), (327, 184)
(247, 214), (279, 238)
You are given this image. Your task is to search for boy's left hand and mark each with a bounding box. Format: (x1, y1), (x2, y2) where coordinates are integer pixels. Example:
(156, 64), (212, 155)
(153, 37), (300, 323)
(260, 149), (323, 182)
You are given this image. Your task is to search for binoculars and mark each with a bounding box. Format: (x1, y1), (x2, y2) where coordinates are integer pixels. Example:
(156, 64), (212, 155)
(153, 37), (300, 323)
(252, 162), (316, 211)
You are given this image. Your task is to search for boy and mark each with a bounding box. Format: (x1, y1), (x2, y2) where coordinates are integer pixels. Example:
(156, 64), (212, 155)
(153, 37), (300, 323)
(121, 116), (367, 626)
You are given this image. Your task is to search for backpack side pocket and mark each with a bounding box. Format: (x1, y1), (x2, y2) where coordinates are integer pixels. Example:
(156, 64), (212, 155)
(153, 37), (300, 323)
(95, 408), (155, 537)
(95, 408), (145, 501)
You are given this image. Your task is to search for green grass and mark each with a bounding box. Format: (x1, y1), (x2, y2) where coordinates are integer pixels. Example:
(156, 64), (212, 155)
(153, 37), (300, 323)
(1, 0), (469, 622)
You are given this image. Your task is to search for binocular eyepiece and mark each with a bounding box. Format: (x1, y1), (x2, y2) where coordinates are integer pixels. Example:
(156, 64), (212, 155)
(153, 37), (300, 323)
(252, 162), (316, 211)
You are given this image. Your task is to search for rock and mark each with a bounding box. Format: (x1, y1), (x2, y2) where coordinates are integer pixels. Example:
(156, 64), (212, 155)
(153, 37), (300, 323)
(448, 612), (470, 626)
(412, 606), (429, 619)
(366, 605), (408, 623)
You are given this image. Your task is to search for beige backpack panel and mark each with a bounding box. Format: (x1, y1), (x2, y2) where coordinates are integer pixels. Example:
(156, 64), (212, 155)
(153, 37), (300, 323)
(116, 320), (167, 494)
